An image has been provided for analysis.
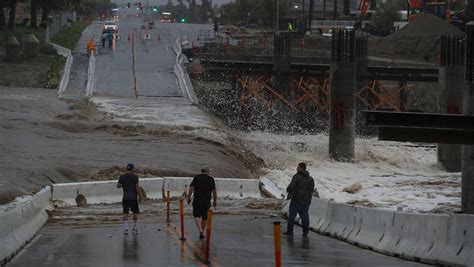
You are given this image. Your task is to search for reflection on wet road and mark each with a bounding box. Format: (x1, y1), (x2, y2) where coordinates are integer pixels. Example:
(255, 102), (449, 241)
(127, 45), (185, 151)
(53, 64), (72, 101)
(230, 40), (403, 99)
(8, 215), (427, 266)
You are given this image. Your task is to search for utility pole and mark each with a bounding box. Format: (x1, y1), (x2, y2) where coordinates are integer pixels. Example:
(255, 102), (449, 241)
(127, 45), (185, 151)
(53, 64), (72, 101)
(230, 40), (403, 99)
(309, 0), (314, 30)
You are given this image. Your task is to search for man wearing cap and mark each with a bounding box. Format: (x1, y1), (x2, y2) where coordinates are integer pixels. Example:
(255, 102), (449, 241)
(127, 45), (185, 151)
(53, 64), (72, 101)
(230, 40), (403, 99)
(117, 163), (141, 234)
(186, 165), (217, 239)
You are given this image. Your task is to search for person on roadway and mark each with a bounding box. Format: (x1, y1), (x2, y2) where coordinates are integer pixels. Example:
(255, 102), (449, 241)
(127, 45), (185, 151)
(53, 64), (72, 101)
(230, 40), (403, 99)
(117, 163), (141, 234)
(186, 165), (217, 239)
(107, 30), (114, 48)
(214, 21), (219, 36)
(283, 162), (314, 237)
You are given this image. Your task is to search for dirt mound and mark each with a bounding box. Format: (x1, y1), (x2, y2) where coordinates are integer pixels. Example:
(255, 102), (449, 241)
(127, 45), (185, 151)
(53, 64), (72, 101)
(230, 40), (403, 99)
(370, 14), (463, 63)
(389, 14), (462, 39)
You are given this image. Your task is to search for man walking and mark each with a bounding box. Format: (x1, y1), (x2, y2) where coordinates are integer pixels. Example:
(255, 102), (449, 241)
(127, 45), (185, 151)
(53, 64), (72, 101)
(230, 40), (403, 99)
(283, 162), (314, 237)
(117, 163), (141, 234)
(214, 21), (219, 37)
(186, 165), (217, 239)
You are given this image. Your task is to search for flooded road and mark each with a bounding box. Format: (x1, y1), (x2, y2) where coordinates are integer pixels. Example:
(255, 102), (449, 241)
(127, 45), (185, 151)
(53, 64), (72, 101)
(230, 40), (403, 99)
(0, 17), (261, 204)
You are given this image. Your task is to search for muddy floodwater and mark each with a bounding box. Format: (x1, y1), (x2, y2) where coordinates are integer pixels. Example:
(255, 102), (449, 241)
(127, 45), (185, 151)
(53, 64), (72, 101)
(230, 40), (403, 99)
(0, 86), (263, 204)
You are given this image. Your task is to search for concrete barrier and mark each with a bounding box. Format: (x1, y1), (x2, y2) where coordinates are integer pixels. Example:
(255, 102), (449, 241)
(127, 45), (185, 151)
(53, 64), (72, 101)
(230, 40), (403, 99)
(346, 206), (395, 250)
(163, 177), (261, 199)
(438, 214), (474, 266)
(309, 198), (331, 232)
(52, 177), (261, 205)
(50, 43), (73, 97)
(325, 203), (356, 240)
(0, 187), (52, 265)
(283, 199), (474, 266)
(85, 53), (96, 97)
(215, 178), (261, 199)
(259, 177), (286, 199)
(140, 178), (165, 200)
(163, 177), (193, 198)
(382, 213), (428, 259)
(51, 178), (165, 205)
(405, 213), (449, 262)
(174, 37), (199, 105)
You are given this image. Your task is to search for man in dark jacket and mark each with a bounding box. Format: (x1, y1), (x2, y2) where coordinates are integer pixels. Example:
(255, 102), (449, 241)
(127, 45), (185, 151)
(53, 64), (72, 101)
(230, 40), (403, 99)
(283, 162), (315, 237)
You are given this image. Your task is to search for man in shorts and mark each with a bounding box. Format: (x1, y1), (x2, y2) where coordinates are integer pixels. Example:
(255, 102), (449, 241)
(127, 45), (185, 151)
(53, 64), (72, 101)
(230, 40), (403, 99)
(186, 165), (217, 239)
(117, 163), (141, 234)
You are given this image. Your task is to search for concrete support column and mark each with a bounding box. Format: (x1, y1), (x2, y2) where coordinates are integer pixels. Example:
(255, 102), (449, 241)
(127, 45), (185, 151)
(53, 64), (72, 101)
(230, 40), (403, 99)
(329, 29), (356, 161)
(272, 33), (292, 95)
(462, 22), (474, 214)
(438, 34), (466, 172)
(462, 84), (474, 213)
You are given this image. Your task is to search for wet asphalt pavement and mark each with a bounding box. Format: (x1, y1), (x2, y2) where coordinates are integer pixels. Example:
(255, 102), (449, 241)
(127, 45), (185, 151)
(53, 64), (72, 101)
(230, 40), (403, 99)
(6, 199), (428, 266)
(7, 214), (427, 267)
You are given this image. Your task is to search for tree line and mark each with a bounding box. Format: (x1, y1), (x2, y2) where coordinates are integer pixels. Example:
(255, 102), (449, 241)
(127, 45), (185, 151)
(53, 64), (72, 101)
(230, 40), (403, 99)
(0, 0), (115, 30)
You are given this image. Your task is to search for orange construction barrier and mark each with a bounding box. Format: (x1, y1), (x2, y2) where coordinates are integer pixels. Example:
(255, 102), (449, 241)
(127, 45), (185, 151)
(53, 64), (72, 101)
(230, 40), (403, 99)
(273, 221), (281, 267)
(86, 39), (96, 56)
(179, 199), (186, 241)
(204, 209), (213, 264)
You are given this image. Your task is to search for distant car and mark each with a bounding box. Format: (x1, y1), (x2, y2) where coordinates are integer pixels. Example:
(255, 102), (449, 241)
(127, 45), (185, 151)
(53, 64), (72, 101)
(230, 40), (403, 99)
(160, 17), (171, 23)
(103, 21), (118, 33)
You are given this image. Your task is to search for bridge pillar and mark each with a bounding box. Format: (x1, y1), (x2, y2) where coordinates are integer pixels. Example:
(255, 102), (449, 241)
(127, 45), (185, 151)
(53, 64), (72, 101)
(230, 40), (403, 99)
(462, 22), (474, 214)
(272, 33), (292, 95)
(438, 34), (466, 172)
(329, 29), (356, 161)
(355, 31), (369, 112)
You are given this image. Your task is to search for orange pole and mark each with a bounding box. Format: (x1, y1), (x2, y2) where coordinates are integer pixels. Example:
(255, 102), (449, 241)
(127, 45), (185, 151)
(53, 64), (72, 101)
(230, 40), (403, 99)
(179, 199), (186, 240)
(204, 209), (213, 263)
(166, 190), (170, 222)
(273, 221), (281, 267)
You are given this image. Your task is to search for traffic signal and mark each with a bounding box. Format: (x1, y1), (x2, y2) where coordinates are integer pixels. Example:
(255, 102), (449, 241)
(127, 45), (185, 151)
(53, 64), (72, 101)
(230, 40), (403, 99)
(127, 2), (130, 8)
(180, 18), (186, 23)
(153, 6), (157, 12)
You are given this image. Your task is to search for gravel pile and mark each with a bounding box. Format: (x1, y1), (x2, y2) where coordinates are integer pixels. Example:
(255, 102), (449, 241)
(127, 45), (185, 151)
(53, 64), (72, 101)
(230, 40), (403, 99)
(370, 14), (463, 63)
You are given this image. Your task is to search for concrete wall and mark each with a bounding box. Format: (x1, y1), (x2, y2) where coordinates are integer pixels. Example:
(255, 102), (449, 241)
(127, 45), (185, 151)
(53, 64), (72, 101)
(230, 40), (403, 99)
(0, 187), (52, 265)
(284, 197), (474, 266)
